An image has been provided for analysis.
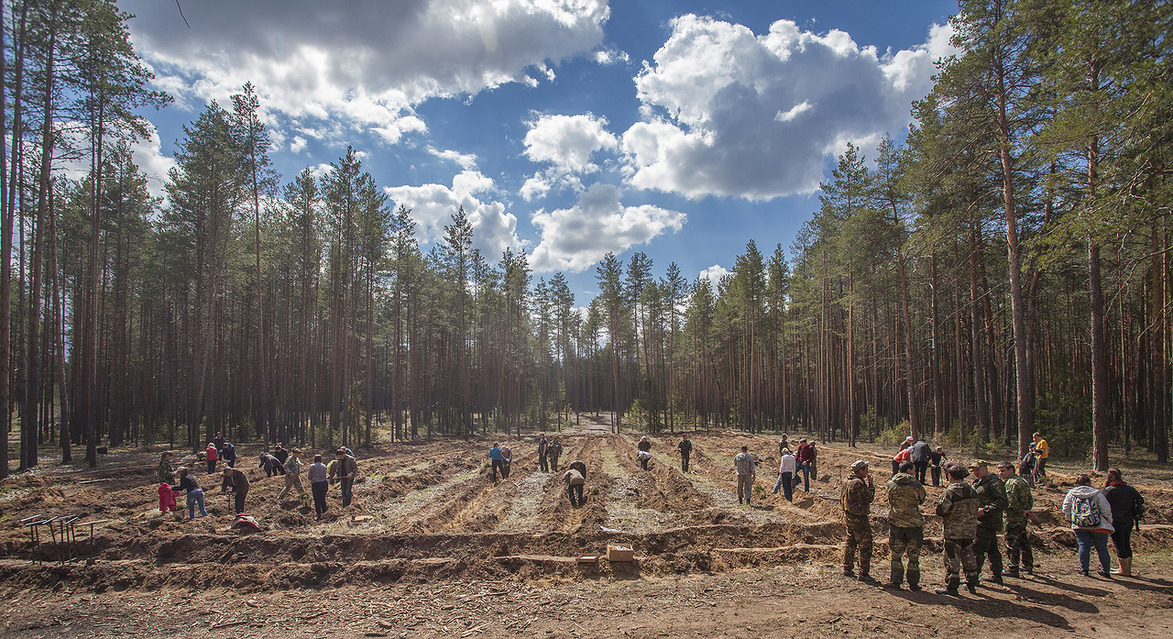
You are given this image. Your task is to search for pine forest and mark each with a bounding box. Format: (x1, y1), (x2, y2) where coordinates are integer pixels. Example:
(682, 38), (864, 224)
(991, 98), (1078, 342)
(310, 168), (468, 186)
(1, 0), (1171, 480)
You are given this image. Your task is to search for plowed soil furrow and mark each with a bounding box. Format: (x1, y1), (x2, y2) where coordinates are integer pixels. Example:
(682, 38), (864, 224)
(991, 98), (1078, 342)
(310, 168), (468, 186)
(489, 447), (555, 533)
(539, 435), (608, 534)
(438, 447), (546, 533)
(606, 434), (717, 521)
(390, 463), (496, 534)
(597, 436), (679, 532)
(6, 429), (1173, 598)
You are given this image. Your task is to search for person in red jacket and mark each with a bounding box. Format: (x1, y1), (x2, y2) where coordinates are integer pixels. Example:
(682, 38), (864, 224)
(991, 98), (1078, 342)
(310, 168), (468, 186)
(795, 438), (814, 492)
(892, 447), (912, 477)
(158, 482), (178, 513)
(205, 443), (218, 473)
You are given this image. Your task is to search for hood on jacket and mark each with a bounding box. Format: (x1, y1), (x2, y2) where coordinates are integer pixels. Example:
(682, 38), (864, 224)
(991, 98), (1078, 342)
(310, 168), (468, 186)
(891, 472), (919, 486)
(1068, 485), (1102, 498)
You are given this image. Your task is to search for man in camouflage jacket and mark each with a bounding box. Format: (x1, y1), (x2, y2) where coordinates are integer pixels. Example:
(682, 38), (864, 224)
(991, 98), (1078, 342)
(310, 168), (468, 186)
(887, 460), (926, 590)
(998, 461), (1034, 577)
(841, 460), (876, 581)
(935, 464), (979, 595)
(278, 448), (307, 502)
(971, 460), (1009, 584)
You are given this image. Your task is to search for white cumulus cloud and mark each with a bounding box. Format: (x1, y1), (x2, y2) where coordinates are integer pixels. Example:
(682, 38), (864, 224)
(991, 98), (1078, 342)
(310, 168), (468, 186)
(384, 170), (519, 258)
(699, 264), (730, 290)
(124, 0), (610, 147)
(620, 15), (958, 201)
(524, 113), (618, 174)
(528, 183), (685, 272)
(521, 113), (618, 200)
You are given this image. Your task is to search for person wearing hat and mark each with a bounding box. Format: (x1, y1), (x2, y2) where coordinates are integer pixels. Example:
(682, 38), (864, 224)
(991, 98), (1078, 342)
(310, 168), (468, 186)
(935, 463), (979, 595)
(971, 459), (1009, 585)
(278, 448), (307, 503)
(998, 461), (1034, 577)
(331, 448), (358, 507)
(891, 446), (912, 477)
(887, 460), (926, 590)
(929, 446), (947, 487)
(158, 451), (177, 484)
(841, 460), (876, 582)
(220, 466), (250, 514)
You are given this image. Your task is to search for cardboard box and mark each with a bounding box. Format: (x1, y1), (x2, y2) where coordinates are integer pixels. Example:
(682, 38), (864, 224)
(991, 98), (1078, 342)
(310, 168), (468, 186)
(607, 546), (635, 562)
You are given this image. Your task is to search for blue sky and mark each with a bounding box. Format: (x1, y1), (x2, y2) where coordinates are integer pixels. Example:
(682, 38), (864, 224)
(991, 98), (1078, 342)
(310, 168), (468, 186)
(122, 0), (957, 303)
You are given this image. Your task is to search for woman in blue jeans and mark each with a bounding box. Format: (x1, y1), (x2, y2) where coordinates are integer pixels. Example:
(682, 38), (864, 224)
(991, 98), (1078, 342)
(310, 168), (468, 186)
(1062, 474), (1115, 577)
(171, 467), (207, 519)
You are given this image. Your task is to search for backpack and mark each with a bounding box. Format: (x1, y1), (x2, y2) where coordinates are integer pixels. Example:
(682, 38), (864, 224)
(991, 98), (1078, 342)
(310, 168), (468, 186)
(1130, 495), (1147, 522)
(1072, 495), (1102, 528)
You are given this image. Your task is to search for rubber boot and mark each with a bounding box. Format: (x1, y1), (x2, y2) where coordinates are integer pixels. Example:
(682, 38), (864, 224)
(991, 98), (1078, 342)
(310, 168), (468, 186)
(889, 563), (904, 589)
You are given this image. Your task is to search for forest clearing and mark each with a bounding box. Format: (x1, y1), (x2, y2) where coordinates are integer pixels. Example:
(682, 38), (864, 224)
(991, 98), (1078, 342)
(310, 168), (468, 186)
(3, 425), (1173, 638)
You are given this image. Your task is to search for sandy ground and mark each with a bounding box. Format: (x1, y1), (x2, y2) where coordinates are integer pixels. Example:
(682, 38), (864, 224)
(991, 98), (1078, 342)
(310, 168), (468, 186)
(2, 422), (1172, 637)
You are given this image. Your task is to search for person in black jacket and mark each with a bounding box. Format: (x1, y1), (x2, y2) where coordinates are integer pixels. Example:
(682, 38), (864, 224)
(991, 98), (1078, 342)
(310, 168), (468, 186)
(272, 444), (289, 475)
(1103, 468), (1145, 577)
(909, 439), (931, 485)
(259, 452), (284, 477)
(929, 446), (947, 487)
(677, 434), (693, 473)
(172, 467), (207, 519)
(221, 441), (237, 468)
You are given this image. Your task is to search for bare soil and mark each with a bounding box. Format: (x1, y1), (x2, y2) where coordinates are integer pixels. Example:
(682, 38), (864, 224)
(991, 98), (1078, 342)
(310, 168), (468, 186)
(3, 424), (1173, 638)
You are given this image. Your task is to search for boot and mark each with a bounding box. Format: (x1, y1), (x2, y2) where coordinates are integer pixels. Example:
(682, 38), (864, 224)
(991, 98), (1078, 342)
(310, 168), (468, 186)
(935, 587), (959, 596)
(1112, 557), (1132, 577)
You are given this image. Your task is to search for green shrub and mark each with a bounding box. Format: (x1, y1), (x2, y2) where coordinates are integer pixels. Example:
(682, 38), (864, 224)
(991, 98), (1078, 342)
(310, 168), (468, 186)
(877, 421), (912, 448)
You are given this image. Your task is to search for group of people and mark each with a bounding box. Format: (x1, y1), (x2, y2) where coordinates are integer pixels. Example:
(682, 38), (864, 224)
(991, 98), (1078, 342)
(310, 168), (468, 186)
(842, 441), (1146, 595)
(490, 437), (587, 507)
(772, 437), (817, 501)
(890, 436), (946, 486)
(156, 444), (360, 521)
(535, 435), (565, 473)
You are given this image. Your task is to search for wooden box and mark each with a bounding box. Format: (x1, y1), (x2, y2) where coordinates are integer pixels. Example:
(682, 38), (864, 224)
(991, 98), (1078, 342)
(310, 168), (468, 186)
(607, 546), (634, 562)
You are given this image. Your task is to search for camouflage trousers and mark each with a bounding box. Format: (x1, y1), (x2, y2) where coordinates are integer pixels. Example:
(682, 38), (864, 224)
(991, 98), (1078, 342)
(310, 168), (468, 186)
(943, 538), (978, 591)
(277, 472), (306, 501)
(974, 525), (1004, 577)
(1004, 522), (1033, 572)
(843, 514), (873, 574)
(889, 525), (924, 586)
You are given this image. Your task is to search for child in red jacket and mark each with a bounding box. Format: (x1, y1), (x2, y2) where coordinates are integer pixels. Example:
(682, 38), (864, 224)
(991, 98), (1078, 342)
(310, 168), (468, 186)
(158, 482), (178, 512)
